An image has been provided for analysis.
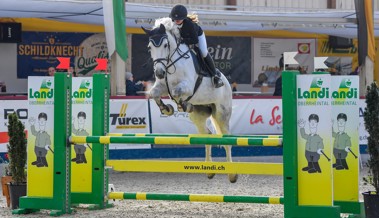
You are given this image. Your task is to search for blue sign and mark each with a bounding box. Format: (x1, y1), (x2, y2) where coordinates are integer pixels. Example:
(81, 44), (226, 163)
(17, 32), (93, 78)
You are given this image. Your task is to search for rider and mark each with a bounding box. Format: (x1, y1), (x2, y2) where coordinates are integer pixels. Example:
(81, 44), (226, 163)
(169, 4), (224, 88)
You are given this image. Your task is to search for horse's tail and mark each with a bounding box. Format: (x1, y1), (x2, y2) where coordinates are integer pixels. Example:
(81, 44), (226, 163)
(188, 13), (199, 23)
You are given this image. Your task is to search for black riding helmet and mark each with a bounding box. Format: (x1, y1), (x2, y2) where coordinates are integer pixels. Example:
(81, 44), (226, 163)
(169, 4), (187, 21)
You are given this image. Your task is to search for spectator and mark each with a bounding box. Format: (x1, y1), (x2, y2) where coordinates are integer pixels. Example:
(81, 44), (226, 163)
(68, 66), (77, 77)
(48, 67), (56, 76)
(273, 56), (284, 96)
(125, 72), (146, 96)
(0, 81), (6, 92)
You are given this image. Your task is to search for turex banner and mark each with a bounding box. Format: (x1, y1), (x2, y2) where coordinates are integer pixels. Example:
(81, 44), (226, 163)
(253, 38), (316, 87)
(132, 34), (251, 84)
(71, 77), (93, 193)
(27, 76), (55, 197)
(17, 32), (109, 78)
(109, 99), (150, 149)
(296, 74), (333, 206)
(331, 76), (359, 203)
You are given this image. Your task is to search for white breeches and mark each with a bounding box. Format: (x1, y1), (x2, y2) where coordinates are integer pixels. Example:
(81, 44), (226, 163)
(198, 33), (208, 58)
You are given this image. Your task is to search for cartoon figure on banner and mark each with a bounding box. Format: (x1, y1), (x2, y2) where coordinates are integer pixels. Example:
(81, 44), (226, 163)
(71, 111), (90, 164)
(332, 113), (356, 170)
(298, 114), (330, 174)
(29, 112), (52, 168)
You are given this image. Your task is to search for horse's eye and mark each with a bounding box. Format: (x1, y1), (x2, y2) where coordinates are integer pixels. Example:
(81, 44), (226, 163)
(164, 43), (168, 48)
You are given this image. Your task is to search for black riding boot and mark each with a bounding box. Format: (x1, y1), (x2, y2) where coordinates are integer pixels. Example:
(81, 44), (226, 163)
(302, 162), (311, 171)
(341, 159), (349, 170)
(204, 54), (224, 88)
(71, 154), (78, 162)
(32, 157), (41, 165)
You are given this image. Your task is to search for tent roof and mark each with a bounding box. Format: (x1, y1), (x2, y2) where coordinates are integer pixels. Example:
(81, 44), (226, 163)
(1, 0), (379, 38)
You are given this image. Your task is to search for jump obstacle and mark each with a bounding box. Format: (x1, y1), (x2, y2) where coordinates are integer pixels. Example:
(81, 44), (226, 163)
(13, 73), (364, 218)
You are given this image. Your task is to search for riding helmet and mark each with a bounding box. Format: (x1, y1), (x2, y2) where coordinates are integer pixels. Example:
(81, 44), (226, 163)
(170, 4), (188, 21)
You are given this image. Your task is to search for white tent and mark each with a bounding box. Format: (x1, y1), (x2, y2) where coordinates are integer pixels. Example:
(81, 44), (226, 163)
(1, 0), (379, 38)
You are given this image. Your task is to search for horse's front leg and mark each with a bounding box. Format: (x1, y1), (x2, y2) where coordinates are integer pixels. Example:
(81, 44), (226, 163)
(149, 82), (174, 116)
(172, 82), (194, 113)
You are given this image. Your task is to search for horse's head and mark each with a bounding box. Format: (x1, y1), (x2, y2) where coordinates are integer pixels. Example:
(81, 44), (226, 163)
(142, 24), (171, 79)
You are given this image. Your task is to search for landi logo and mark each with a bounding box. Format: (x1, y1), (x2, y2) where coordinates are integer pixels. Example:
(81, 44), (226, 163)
(72, 79), (92, 103)
(332, 78), (357, 100)
(110, 103), (147, 129)
(29, 79), (54, 104)
(298, 77), (329, 101)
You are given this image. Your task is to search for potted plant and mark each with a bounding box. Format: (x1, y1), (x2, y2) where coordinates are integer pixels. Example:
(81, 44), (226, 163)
(7, 112), (27, 209)
(363, 82), (379, 218)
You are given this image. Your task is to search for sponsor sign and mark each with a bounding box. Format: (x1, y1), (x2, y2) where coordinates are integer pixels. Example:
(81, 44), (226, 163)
(253, 38), (316, 87)
(297, 74), (333, 206)
(0, 100), (28, 152)
(109, 100), (150, 149)
(27, 77), (55, 197)
(71, 77), (93, 192)
(331, 76), (359, 202)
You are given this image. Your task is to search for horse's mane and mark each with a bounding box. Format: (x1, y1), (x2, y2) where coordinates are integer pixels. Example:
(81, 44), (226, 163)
(153, 17), (180, 40)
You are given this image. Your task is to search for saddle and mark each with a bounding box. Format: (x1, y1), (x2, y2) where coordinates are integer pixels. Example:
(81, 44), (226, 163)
(190, 46), (212, 77)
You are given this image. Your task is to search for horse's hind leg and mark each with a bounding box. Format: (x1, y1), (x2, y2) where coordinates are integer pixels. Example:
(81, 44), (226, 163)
(188, 105), (214, 179)
(211, 103), (237, 183)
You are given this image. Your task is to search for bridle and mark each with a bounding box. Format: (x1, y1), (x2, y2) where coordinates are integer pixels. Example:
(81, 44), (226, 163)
(150, 33), (191, 75)
(149, 31), (203, 104)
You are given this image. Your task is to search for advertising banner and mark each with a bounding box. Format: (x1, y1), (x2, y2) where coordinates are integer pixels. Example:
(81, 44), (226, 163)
(17, 32), (111, 78)
(132, 34), (251, 84)
(150, 99), (198, 134)
(71, 77), (93, 192)
(0, 100), (28, 152)
(109, 99), (150, 149)
(27, 77), (55, 197)
(331, 76), (360, 202)
(297, 74), (333, 206)
(231, 99), (282, 135)
(253, 38), (316, 87)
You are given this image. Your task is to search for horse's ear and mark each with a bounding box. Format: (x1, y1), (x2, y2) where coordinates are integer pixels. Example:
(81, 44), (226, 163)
(141, 26), (151, 35)
(159, 24), (166, 34)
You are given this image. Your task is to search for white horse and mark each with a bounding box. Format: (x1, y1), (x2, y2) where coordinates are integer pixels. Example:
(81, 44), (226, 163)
(142, 17), (237, 183)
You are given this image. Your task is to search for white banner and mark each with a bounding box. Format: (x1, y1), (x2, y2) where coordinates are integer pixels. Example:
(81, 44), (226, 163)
(0, 100), (28, 152)
(231, 99), (282, 134)
(253, 38), (316, 87)
(150, 99), (198, 134)
(109, 99), (150, 149)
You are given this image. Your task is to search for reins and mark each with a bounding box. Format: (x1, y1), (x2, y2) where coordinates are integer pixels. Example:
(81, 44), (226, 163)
(151, 32), (202, 104)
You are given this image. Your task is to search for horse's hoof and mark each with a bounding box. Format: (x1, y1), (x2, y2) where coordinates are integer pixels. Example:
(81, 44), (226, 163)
(228, 174), (238, 183)
(207, 173), (215, 179)
(162, 104), (174, 116)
